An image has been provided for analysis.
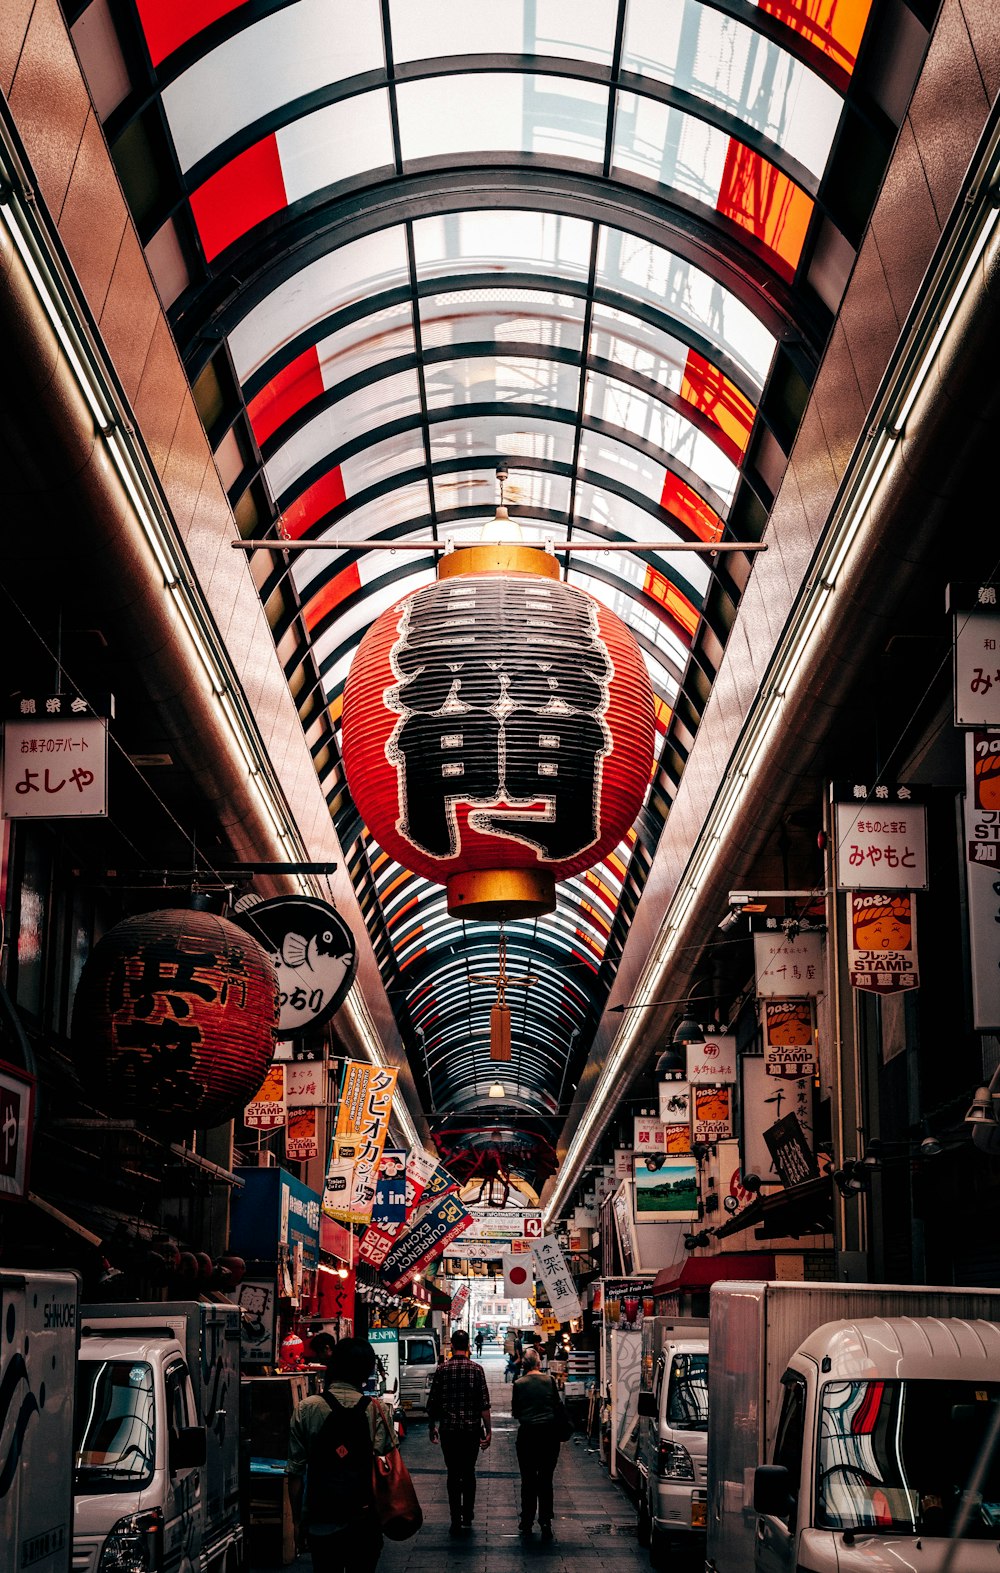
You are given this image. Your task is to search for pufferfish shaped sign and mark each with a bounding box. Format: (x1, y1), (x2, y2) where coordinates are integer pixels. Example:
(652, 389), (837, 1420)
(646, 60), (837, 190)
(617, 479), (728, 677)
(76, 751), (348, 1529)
(237, 895), (357, 1036)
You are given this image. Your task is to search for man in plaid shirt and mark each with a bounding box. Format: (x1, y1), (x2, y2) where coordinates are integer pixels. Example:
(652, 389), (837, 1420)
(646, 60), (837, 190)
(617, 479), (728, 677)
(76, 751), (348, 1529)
(427, 1328), (492, 1535)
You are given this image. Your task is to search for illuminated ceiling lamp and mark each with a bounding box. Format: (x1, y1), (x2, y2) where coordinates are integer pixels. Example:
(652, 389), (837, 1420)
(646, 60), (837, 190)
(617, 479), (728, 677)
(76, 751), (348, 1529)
(342, 474), (656, 921)
(488, 1082), (506, 1099)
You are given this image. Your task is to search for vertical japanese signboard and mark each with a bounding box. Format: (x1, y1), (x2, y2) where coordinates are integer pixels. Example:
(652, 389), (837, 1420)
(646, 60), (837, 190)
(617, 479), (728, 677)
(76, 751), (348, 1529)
(691, 1085), (733, 1143)
(245, 1063), (286, 1128)
(3, 694), (111, 818)
(532, 1235), (582, 1322)
(950, 582), (1000, 726)
(834, 784), (928, 890)
(762, 1000), (816, 1078)
(0, 1060), (34, 1199)
(753, 930), (823, 997)
(964, 732), (1000, 1029)
(287, 1108), (319, 1160)
(324, 1061), (398, 1224)
(848, 892), (919, 992)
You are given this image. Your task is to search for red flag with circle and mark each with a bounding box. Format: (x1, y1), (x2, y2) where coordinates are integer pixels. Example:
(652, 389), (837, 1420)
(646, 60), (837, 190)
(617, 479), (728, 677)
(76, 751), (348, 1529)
(502, 1250), (534, 1299)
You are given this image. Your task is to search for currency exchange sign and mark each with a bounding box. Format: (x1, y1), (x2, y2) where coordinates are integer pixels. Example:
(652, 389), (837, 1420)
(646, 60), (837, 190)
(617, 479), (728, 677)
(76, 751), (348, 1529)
(380, 1194), (472, 1292)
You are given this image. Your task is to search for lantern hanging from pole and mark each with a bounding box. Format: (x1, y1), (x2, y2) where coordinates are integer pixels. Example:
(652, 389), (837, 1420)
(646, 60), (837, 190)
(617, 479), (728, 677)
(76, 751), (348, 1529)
(342, 530), (656, 919)
(71, 908), (278, 1131)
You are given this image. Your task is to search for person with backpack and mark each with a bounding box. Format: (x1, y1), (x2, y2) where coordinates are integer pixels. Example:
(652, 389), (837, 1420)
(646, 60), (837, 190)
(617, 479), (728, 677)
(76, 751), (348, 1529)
(287, 1338), (398, 1572)
(426, 1328), (492, 1535)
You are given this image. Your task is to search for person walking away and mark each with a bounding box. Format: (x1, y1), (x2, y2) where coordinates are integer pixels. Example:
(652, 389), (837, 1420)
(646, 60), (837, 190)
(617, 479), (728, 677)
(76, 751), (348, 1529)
(287, 1338), (398, 1573)
(474, 1329), (484, 1358)
(512, 1348), (564, 1542)
(426, 1328), (491, 1535)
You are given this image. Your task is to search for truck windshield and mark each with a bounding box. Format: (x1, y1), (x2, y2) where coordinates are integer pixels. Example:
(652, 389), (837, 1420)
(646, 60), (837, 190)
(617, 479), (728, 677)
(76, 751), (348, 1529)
(817, 1379), (1000, 1537)
(74, 1360), (155, 1492)
(666, 1353), (709, 1431)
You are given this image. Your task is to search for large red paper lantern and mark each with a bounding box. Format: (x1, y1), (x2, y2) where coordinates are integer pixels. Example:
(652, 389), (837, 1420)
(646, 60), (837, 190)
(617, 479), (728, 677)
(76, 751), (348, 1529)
(72, 908), (278, 1129)
(343, 541), (656, 918)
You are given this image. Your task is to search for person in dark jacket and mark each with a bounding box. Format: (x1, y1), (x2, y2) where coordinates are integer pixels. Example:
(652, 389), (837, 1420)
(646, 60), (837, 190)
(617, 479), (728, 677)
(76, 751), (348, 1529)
(511, 1348), (564, 1541)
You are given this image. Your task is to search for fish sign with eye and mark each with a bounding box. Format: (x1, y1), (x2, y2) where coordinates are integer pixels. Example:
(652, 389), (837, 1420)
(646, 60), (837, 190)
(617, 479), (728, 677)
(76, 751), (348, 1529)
(237, 895), (357, 1036)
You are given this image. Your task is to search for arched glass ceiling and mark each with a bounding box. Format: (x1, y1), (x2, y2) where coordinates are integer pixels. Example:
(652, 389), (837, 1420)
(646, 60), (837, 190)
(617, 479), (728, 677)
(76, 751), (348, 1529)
(71, 0), (885, 1148)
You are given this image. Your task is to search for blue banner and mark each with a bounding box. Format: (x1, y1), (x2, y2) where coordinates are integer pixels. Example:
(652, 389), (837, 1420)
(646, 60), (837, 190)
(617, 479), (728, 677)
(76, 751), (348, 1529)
(372, 1148), (407, 1226)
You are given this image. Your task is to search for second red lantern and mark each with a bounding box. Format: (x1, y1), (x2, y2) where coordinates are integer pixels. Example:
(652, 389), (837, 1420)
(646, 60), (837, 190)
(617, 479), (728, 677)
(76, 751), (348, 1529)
(342, 540), (655, 919)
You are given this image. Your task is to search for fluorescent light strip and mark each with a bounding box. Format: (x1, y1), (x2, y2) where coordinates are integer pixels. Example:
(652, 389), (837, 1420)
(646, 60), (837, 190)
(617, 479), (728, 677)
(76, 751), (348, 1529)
(546, 147), (1000, 1224)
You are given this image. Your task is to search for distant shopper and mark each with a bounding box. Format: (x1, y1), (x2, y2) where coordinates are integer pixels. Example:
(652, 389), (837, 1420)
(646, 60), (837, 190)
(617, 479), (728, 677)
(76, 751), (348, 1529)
(427, 1328), (492, 1535)
(288, 1338), (397, 1573)
(512, 1348), (564, 1541)
(475, 1329), (484, 1357)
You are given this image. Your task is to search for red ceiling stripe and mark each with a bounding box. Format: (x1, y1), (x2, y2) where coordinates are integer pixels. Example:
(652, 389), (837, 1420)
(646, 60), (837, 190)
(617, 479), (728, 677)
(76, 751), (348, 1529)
(716, 141), (813, 282)
(758, 0), (871, 74)
(642, 566), (700, 639)
(190, 136), (287, 263)
(247, 346), (325, 447)
(660, 471), (724, 543)
(304, 561), (362, 634)
(386, 895), (420, 931)
(135, 0), (248, 67)
(681, 349), (755, 461)
(280, 467), (347, 539)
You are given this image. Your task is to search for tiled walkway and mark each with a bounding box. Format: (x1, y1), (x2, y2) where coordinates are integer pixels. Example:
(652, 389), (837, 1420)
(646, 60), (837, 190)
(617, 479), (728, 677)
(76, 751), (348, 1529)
(256, 1349), (647, 1573)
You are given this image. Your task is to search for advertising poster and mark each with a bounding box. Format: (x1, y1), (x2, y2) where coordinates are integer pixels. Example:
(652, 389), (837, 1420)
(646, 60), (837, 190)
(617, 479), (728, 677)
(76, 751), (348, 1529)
(753, 930), (823, 997)
(369, 1328), (401, 1408)
(245, 1063), (286, 1128)
(762, 999), (816, 1078)
(692, 1084), (733, 1142)
(237, 1278), (277, 1367)
(848, 891), (919, 992)
(601, 1278), (655, 1331)
(287, 1107), (319, 1160)
(372, 1148), (407, 1226)
(380, 1193), (472, 1292)
(633, 1155), (699, 1220)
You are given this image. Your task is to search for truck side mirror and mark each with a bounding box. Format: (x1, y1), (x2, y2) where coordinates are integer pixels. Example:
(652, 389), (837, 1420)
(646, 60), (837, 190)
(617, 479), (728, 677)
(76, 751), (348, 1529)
(170, 1425), (207, 1473)
(637, 1391), (657, 1419)
(754, 1464), (791, 1517)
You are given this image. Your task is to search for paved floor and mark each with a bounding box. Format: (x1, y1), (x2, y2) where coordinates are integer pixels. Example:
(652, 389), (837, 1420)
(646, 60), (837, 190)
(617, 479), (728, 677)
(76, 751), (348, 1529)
(255, 1347), (647, 1573)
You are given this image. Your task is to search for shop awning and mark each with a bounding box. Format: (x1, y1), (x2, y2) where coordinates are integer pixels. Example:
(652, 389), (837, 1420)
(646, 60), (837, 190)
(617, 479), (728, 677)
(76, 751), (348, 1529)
(652, 1250), (776, 1299)
(712, 1175), (834, 1242)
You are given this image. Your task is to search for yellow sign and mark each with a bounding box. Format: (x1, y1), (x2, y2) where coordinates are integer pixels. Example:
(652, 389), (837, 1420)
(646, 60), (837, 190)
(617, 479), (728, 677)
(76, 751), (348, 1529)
(324, 1062), (399, 1224)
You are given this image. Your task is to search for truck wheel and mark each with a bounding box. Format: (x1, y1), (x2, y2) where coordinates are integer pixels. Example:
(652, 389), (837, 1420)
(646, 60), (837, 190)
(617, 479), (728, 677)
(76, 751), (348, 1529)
(637, 1495), (651, 1547)
(648, 1526), (670, 1571)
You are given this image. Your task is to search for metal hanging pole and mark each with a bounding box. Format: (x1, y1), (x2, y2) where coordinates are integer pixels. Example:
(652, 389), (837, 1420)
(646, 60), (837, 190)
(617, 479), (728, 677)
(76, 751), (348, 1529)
(232, 538), (766, 554)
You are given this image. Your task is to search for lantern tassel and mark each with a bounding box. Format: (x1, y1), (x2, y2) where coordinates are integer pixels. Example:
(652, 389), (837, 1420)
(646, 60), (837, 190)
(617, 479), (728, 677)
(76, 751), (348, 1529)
(490, 1002), (511, 1061)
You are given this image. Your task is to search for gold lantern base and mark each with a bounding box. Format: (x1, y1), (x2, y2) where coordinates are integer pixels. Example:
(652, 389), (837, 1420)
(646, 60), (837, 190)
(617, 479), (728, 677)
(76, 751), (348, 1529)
(447, 869), (555, 920)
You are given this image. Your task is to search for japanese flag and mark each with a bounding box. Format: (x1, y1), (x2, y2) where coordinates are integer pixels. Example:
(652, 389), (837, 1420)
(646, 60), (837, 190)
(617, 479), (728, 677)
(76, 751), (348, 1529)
(502, 1251), (534, 1299)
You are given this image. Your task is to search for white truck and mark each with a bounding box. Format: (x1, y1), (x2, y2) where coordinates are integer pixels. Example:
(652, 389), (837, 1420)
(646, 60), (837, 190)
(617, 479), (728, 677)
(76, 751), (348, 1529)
(0, 1269), (79, 1573)
(73, 1301), (243, 1573)
(635, 1316), (709, 1566)
(707, 1279), (1000, 1573)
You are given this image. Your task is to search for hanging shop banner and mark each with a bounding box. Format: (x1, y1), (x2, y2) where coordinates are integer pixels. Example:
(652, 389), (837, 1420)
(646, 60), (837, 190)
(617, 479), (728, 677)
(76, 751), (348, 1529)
(502, 1250), (534, 1298)
(848, 892), (919, 992)
(950, 582), (1000, 727)
(236, 895), (357, 1036)
(692, 1085), (733, 1143)
(323, 1133), (383, 1225)
(287, 1107), (319, 1161)
(633, 1155), (699, 1221)
(686, 1033), (738, 1084)
(741, 1057), (815, 1185)
(336, 1061), (398, 1145)
(423, 1162), (461, 1201)
(3, 694), (112, 819)
(763, 1112), (819, 1189)
(834, 785), (928, 890)
(753, 930), (824, 998)
(245, 1062), (286, 1128)
(359, 1219), (401, 1268)
(326, 1062), (399, 1223)
(633, 1115), (666, 1152)
(614, 1147), (633, 1180)
(286, 1060), (325, 1106)
(658, 1080), (691, 1125)
(966, 731), (1000, 1026)
(380, 1193), (472, 1292)
(372, 1148), (407, 1227)
(533, 1235), (582, 1322)
(762, 999), (817, 1078)
(967, 731), (1000, 866)
(405, 1146), (441, 1216)
(0, 1059), (35, 1200)
(451, 1284), (470, 1320)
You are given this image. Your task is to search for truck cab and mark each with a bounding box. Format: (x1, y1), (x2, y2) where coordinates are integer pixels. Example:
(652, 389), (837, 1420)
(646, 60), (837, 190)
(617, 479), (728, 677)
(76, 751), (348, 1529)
(635, 1317), (709, 1567)
(753, 1316), (1000, 1573)
(397, 1330), (439, 1416)
(73, 1304), (241, 1573)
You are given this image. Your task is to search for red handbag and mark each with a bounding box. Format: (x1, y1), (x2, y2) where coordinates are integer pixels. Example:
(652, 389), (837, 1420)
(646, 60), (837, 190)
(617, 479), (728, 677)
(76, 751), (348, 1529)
(371, 1401), (423, 1540)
